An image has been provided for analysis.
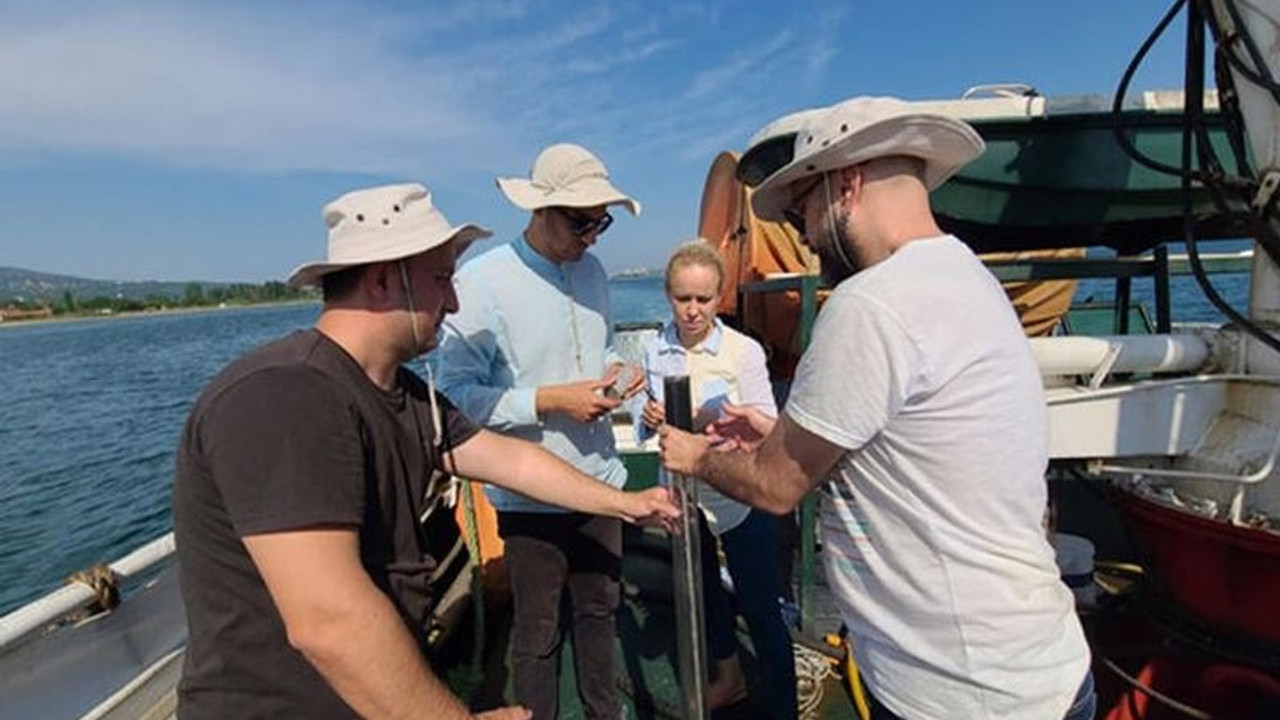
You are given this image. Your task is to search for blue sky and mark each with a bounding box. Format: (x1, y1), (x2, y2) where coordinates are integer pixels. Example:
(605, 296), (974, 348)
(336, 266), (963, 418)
(1, 0), (1190, 282)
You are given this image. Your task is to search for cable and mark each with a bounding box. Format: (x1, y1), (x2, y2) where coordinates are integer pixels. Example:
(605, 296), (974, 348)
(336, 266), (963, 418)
(1099, 655), (1215, 720)
(1180, 1), (1280, 355)
(1113, 0), (1201, 180)
(1218, 0), (1280, 101)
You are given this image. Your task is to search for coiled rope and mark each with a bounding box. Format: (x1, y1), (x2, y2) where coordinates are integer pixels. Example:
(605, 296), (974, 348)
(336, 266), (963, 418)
(794, 642), (837, 720)
(65, 563), (120, 620)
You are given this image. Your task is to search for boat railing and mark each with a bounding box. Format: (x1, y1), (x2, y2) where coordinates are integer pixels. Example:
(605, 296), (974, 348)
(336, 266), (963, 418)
(0, 532), (176, 651)
(1087, 376), (1280, 526)
(984, 247), (1254, 334)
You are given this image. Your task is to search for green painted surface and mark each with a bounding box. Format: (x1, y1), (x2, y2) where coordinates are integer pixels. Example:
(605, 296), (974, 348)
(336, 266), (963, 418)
(932, 110), (1253, 253)
(623, 451), (661, 491)
(1062, 303), (1156, 336)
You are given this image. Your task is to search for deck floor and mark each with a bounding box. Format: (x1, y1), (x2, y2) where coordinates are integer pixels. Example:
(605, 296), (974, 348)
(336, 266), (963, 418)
(442, 525), (859, 720)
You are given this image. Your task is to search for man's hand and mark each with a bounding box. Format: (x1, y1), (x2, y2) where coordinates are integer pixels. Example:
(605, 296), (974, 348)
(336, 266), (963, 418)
(538, 379), (622, 423)
(474, 706), (532, 720)
(622, 486), (681, 532)
(658, 424), (716, 477)
(707, 402), (777, 452)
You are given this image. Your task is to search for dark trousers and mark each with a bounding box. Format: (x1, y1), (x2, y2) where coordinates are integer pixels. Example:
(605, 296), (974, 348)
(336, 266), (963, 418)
(702, 509), (798, 720)
(498, 511), (622, 720)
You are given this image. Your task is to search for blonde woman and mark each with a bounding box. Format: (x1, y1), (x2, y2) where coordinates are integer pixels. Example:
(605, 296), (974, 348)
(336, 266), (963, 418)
(635, 240), (796, 719)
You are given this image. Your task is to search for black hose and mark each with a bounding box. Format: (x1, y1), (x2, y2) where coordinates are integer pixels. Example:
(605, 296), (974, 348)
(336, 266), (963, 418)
(1113, 0), (1200, 179)
(1181, 2), (1280, 355)
(1219, 0), (1280, 102)
(1202, 0), (1280, 268)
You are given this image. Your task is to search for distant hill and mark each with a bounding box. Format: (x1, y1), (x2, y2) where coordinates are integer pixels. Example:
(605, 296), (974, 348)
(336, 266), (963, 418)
(0, 266), (232, 303)
(609, 267), (663, 280)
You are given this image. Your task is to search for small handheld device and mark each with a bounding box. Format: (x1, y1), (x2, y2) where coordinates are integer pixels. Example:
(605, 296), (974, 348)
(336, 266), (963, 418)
(604, 364), (639, 400)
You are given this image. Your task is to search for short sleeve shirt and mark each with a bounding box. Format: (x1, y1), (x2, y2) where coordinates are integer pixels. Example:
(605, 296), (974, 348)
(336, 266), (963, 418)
(173, 329), (479, 720)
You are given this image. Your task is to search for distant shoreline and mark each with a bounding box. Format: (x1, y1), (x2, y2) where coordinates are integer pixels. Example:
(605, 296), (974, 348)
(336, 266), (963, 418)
(0, 299), (319, 330)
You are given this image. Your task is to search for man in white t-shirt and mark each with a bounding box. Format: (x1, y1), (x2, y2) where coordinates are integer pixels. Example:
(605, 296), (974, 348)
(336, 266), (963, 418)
(659, 97), (1094, 720)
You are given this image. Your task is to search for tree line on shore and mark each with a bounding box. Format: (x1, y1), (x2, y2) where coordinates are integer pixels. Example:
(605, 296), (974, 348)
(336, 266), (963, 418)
(1, 281), (317, 320)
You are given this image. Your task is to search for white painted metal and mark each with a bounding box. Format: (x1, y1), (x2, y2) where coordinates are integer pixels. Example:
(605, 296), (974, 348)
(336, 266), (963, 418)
(1205, 1), (1280, 372)
(1029, 335), (1211, 381)
(1208, 0), (1279, 195)
(82, 647), (182, 720)
(1045, 376), (1230, 459)
(0, 533), (176, 649)
(1047, 375), (1280, 522)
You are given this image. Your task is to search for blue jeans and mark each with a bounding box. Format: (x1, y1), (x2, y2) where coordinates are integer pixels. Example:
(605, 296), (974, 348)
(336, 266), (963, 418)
(866, 670), (1096, 720)
(1062, 671), (1097, 720)
(701, 509), (797, 720)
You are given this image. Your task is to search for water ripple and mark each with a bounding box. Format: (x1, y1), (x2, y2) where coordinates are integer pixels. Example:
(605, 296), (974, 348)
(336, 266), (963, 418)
(0, 304), (318, 613)
(0, 272), (1247, 615)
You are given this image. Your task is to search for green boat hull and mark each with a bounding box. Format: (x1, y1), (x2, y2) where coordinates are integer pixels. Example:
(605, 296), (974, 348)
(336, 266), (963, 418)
(935, 109), (1253, 255)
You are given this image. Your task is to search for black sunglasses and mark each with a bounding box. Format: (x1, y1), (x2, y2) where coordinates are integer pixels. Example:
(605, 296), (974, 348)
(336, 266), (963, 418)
(781, 175), (824, 236)
(558, 208), (614, 237)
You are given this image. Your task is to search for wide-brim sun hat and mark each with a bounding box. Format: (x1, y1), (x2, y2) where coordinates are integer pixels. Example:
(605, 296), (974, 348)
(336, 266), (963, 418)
(749, 96), (986, 223)
(735, 106), (826, 188)
(287, 183), (492, 288)
(496, 143), (641, 216)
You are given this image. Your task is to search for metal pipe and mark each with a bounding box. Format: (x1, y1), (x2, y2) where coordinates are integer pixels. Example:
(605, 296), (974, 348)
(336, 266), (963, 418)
(664, 375), (707, 720)
(1029, 334), (1211, 379)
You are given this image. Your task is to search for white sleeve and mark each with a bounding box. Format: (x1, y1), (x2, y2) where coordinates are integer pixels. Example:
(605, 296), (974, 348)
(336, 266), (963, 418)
(785, 291), (922, 450)
(736, 336), (778, 418)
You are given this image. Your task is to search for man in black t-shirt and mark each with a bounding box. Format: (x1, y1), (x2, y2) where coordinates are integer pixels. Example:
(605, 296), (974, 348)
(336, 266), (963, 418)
(172, 183), (678, 720)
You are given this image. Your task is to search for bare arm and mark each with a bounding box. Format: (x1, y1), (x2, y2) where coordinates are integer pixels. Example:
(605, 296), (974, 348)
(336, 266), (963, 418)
(450, 429), (679, 525)
(659, 414), (846, 514)
(243, 529), (530, 720)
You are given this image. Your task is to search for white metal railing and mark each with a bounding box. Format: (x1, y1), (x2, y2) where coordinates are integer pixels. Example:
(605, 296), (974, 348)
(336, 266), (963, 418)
(0, 533), (176, 650)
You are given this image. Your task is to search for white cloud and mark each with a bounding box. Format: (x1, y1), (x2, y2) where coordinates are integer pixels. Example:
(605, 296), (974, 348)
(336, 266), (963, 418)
(0, 2), (508, 175)
(680, 30), (794, 101)
(0, 0), (846, 186)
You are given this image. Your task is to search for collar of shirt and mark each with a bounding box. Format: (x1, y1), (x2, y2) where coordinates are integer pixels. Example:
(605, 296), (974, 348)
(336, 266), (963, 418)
(658, 317), (725, 357)
(513, 233), (580, 277)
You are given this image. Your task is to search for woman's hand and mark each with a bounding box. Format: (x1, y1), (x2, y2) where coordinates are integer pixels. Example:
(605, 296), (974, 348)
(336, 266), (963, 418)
(641, 398), (666, 431)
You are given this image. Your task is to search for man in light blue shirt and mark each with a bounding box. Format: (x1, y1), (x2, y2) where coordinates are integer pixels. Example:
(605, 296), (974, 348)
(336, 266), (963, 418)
(431, 143), (643, 720)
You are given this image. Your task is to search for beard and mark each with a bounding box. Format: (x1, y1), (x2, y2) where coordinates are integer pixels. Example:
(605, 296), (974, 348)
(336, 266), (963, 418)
(812, 204), (860, 287)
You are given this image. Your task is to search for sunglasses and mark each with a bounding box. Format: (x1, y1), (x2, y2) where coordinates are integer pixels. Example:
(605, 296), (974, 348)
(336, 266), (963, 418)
(558, 208), (614, 237)
(781, 175), (824, 236)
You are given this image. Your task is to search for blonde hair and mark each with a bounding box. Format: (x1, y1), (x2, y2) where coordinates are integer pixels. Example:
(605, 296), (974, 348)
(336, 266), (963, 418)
(664, 239), (725, 294)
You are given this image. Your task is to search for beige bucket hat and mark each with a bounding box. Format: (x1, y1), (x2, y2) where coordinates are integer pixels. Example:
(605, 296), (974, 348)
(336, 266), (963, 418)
(496, 143), (641, 216)
(287, 183), (491, 288)
(749, 96), (985, 222)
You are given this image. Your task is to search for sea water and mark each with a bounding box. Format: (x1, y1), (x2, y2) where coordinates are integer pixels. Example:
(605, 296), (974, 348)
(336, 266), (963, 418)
(0, 270), (1251, 615)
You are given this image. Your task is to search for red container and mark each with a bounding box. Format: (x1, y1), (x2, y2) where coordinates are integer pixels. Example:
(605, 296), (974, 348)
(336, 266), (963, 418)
(1104, 655), (1280, 720)
(1117, 491), (1280, 643)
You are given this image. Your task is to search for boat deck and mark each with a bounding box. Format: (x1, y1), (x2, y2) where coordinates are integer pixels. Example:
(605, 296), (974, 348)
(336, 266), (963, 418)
(433, 524), (858, 720)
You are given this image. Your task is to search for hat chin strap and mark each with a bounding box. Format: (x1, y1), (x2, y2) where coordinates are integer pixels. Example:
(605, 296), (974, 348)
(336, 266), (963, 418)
(398, 260), (423, 351)
(822, 173), (858, 274)
(398, 260), (444, 449)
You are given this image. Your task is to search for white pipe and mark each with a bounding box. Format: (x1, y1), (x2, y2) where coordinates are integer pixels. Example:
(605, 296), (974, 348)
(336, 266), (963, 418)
(0, 533), (176, 650)
(1029, 335), (1211, 378)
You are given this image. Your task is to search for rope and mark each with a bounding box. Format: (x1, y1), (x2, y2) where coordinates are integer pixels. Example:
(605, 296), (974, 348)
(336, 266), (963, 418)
(65, 563), (120, 619)
(794, 642), (836, 720)
(1099, 655), (1214, 720)
(459, 480), (486, 692)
